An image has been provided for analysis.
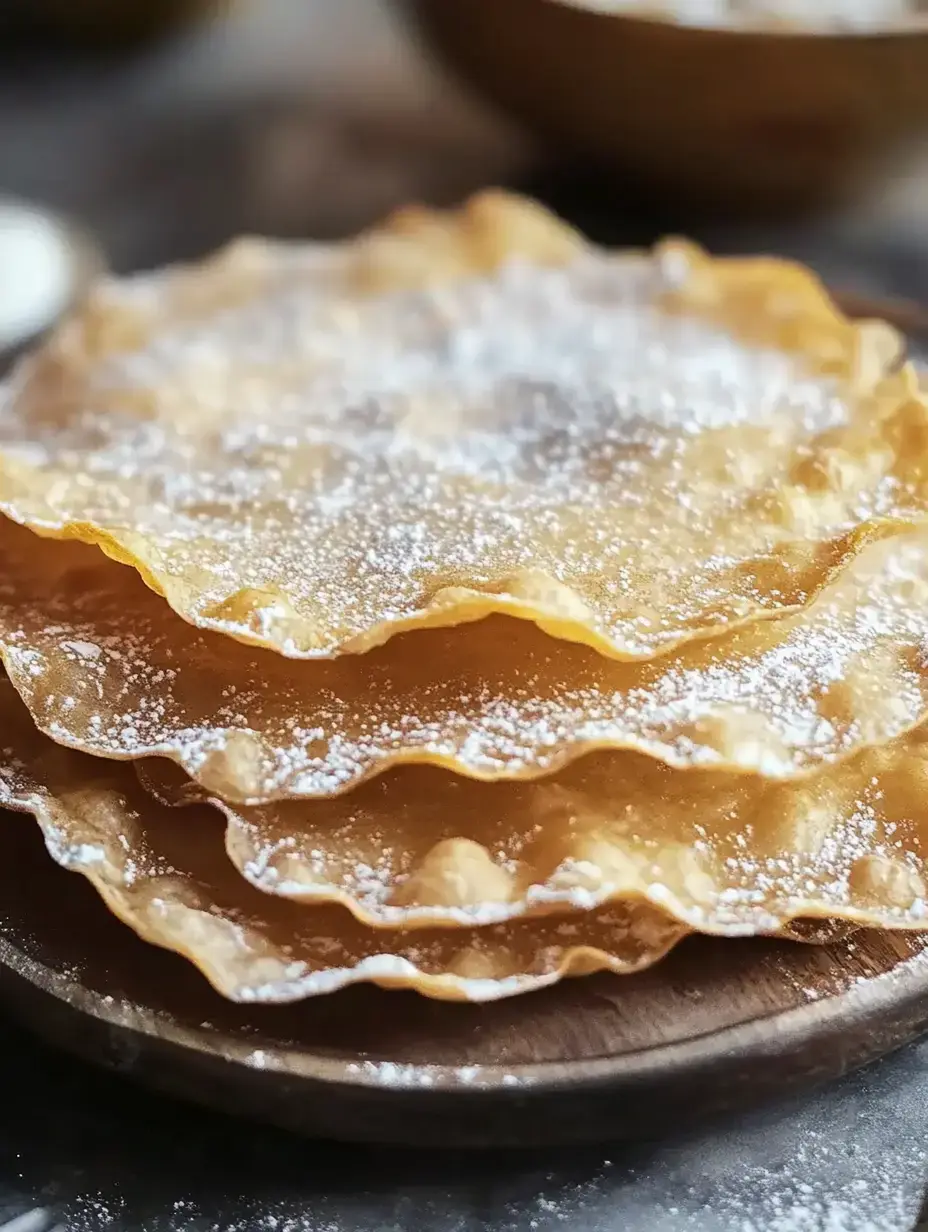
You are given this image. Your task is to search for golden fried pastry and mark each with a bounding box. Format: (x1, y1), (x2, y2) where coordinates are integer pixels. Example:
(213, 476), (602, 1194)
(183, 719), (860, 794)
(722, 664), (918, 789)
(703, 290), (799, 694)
(0, 192), (915, 660)
(137, 731), (928, 935)
(0, 680), (685, 1001)
(3, 517), (928, 802)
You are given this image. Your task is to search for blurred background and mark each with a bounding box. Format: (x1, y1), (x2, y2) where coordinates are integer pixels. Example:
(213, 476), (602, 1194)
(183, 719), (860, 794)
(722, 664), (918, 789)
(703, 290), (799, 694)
(4, 0), (928, 363)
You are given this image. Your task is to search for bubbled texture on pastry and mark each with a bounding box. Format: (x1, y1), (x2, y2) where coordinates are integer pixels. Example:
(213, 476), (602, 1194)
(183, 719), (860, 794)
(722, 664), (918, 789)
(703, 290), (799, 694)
(3, 519), (928, 802)
(141, 731), (928, 934)
(0, 681), (686, 1002)
(0, 191), (916, 661)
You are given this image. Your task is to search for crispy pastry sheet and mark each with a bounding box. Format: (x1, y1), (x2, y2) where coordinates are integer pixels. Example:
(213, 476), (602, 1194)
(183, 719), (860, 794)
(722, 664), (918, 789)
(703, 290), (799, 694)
(3, 520), (928, 802)
(0, 191), (914, 660)
(136, 726), (928, 935)
(0, 681), (686, 1002)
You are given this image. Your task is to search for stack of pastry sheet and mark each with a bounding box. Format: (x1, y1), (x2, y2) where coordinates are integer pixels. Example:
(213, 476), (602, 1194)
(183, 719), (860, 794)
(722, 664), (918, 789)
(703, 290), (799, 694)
(1, 190), (928, 1003)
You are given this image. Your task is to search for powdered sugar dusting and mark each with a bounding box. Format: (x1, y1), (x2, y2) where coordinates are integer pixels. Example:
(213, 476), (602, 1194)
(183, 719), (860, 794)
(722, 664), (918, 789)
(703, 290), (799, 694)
(0, 197), (914, 661)
(4, 519), (928, 804)
(0, 678), (686, 1003)
(194, 717), (928, 938)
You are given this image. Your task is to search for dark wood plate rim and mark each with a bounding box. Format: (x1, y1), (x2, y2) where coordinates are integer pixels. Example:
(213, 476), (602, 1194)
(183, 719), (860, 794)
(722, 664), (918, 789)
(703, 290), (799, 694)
(4, 924), (928, 1096)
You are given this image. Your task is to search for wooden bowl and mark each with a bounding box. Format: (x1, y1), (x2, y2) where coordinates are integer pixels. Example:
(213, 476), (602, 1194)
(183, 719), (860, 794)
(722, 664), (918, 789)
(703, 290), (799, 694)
(410, 0), (928, 216)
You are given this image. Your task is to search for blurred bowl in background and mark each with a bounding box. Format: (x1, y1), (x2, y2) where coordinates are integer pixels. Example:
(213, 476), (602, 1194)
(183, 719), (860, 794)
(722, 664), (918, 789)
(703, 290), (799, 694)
(410, 0), (928, 217)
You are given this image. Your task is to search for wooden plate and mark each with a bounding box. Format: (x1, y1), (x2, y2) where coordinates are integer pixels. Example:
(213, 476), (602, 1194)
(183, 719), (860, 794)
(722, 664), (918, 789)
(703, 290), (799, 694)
(2, 290), (928, 1148)
(2, 785), (928, 1148)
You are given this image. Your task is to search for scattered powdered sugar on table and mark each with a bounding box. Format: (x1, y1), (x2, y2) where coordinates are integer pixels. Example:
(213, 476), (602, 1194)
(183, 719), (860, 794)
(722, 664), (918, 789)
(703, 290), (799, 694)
(472, 1050), (928, 1231)
(49, 1037), (925, 1230)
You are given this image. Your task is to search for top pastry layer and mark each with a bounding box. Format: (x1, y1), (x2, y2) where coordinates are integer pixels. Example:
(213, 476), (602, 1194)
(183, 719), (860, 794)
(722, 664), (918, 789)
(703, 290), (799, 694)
(0, 191), (915, 659)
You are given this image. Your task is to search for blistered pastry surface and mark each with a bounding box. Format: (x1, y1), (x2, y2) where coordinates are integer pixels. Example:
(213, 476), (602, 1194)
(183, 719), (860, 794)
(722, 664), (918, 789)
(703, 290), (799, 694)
(0, 191), (914, 660)
(0, 682), (685, 1002)
(141, 731), (928, 934)
(4, 520), (928, 802)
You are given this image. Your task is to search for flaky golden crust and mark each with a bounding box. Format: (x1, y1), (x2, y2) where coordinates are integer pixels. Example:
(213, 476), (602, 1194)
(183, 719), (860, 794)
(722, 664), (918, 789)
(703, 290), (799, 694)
(0, 681), (685, 1002)
(0, 192), (916, 661)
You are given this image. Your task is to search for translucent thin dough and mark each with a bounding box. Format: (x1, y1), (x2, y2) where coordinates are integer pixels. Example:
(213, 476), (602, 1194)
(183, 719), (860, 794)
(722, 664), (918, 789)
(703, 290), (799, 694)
(0, 191), (915, 660)
(142, 732), (928, 935)
(4, 518), (928, 803)
(4, 519), (928, 803)
(0, 684), (685, 1002)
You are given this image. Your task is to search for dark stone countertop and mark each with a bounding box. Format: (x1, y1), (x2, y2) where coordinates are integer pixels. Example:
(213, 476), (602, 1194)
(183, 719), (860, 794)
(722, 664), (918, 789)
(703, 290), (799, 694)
(1, 1012), (928, 1231)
